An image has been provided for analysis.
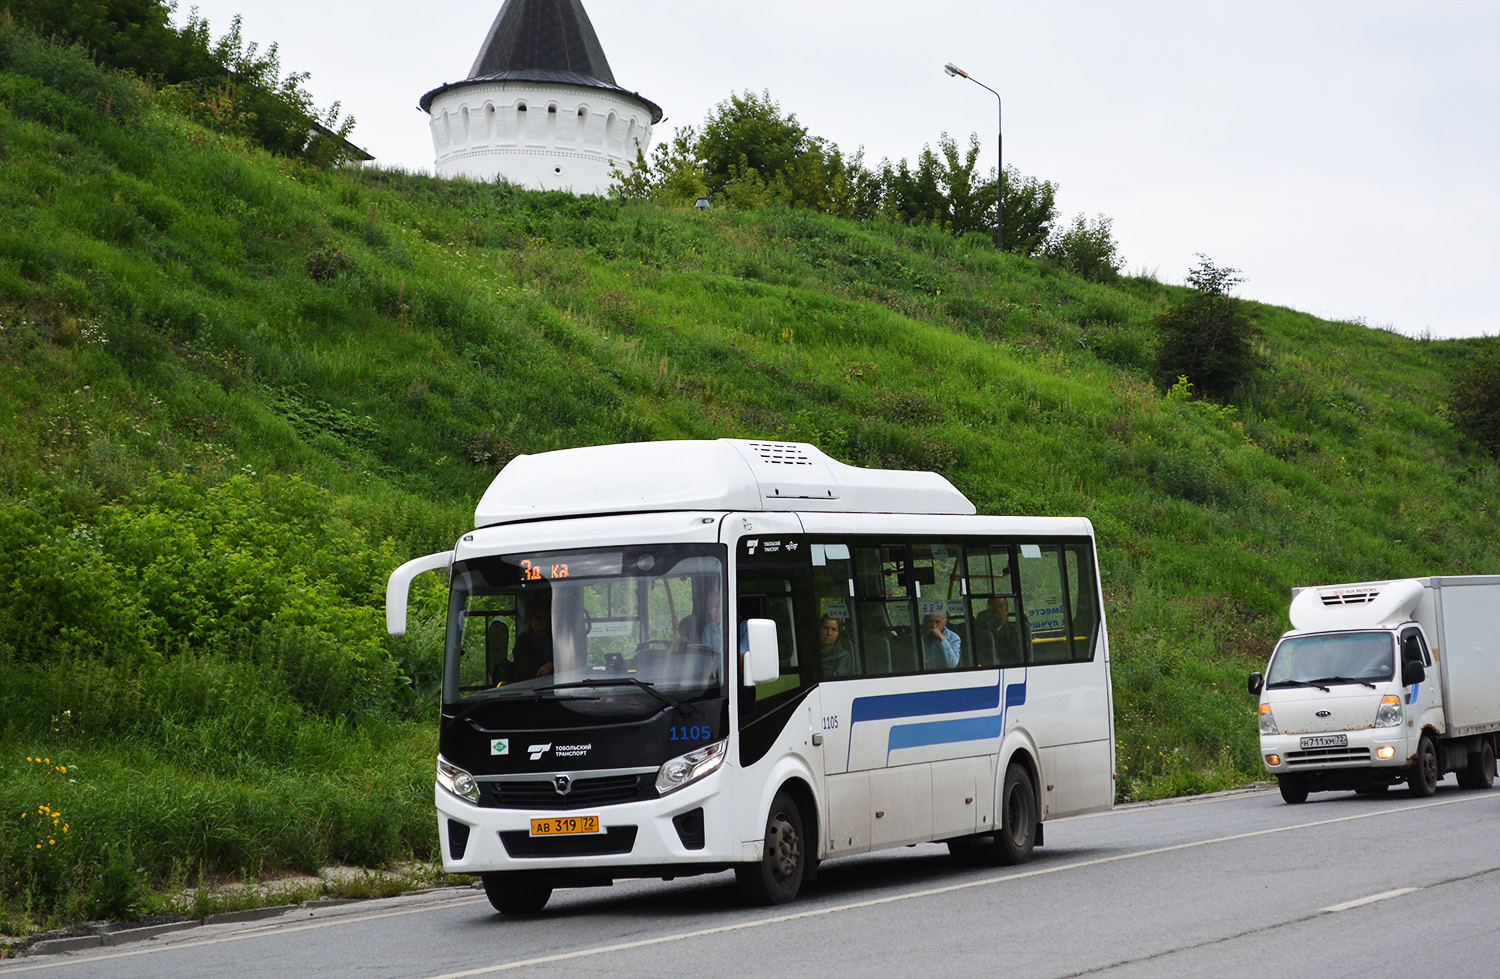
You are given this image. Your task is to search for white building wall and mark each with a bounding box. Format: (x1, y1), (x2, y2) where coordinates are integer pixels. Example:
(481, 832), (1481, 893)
(428, 81), (653, 195)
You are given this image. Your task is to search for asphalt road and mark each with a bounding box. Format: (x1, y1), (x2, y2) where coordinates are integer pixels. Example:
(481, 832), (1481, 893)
(7, 776), (1498, 978)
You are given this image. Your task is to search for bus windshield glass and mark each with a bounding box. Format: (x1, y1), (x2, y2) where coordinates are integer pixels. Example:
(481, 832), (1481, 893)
(443, 545), (727, 716)
(1266, 631), (1395, 687)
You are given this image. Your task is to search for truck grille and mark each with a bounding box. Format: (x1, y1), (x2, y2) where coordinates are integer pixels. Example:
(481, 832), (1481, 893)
(1286, 746), (1372, 767)
(480, 774), (649, 810)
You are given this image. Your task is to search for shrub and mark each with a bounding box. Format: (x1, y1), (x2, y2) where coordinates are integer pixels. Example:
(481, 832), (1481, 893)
(1154, 254), (1262, 400)
(1044, 213), (1123, 282)
(1448, 344), (1500, 458)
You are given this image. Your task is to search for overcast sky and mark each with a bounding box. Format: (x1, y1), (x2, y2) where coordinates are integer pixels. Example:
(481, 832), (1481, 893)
(173, 0), (1499, 340)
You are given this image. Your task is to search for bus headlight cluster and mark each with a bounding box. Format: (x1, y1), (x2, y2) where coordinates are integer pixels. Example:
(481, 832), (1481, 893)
(1374, 695), (1403, 728)
(655, 740), (726, 796)
(437, 757), (480, 804)
(1258, 703), (1279, 736)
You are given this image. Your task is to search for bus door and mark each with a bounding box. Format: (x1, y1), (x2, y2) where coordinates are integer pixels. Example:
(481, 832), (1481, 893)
(731, 522), (822, 809)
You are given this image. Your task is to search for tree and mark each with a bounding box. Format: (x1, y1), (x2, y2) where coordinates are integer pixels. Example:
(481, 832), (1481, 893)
(1044, 213), (1123, 282)
(1448, 344), (1500, 458)
(696, 91), (808, 197)
(1154, 255), (1263, 400)
(998, 167), (1058, 257)
(5, 0), (355, 164)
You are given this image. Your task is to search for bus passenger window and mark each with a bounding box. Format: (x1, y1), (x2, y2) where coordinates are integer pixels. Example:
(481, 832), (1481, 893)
(968, 545), (1027, 666)
(1018, 544), (1071, 664)
(912, 542), (964, 670)
(812, 546), (859, 679)
(1064, 545), (1099, 662)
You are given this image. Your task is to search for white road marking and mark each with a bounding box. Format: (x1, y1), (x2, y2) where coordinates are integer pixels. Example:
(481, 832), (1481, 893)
(424, 794), (1487, 978)
(6, 793), (1482, 975)
(1320, 887), (1419, 912)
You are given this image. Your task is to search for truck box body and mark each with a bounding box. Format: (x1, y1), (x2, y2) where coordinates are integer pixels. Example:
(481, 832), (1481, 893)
(1251, 575), (1500, 802)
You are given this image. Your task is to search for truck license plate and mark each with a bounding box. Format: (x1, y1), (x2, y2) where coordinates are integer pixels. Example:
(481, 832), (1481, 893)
(529, 815), (602, 837)
(1300, 734), (1348, 749)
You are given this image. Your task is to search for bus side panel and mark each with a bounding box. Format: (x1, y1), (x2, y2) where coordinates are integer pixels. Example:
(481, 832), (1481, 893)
(1016, 659), (1114, 817)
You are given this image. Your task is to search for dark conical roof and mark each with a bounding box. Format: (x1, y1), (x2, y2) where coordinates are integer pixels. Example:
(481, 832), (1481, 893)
(469, 0), (615, 83)
(418, 0), (662, 122)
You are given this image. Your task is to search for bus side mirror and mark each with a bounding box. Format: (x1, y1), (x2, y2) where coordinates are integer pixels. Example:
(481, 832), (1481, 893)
(743, 618), (780, 686)
(386, 551), (453, 636)
(1401, 659), (1425, 687)
(1248, 672), (1263, 695)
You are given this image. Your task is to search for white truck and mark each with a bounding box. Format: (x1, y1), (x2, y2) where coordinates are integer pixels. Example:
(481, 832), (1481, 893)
(1248, 575), (1500, 804)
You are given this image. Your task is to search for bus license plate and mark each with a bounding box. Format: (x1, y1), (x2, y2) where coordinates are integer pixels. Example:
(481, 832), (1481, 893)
(529, 815), (602, 837)
(1300, 734), (1348, 749)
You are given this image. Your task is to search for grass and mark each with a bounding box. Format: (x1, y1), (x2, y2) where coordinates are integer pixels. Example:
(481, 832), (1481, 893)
(1, 19), (1498, 932)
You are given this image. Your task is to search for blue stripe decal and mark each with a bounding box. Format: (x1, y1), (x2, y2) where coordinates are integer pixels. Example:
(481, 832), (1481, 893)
(887, 714), (1004, 753)
(850, 683), (999, 724)
(1406, 682), (1420, 705)
(840, 672), (1031, 767)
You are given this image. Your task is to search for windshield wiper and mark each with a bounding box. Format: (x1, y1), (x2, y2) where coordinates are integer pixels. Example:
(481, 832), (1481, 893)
(448, 686), (598, 727)
(1309, 676), (1377, 689)
(1267, 679), (1332, 692)
(542, 677), (694, 717)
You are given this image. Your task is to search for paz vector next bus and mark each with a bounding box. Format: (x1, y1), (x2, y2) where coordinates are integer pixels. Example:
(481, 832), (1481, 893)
(386, 439), (1115, 914)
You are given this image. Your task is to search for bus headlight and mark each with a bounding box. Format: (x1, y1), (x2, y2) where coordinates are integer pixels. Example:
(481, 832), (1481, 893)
(1258, 703), (1279, 736)
(655, 740), (726, 796)
(1374, 695), (1403, 728)
(437, 758), (480, 804)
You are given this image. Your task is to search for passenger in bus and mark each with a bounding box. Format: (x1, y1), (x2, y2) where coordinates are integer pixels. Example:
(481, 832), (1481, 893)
(921, 611), (961, 669)
(818, 615), (855, 677)
(512, 600), (555, 678)
(669, 614), (697, 655)
(975, 596), (1031, 665)
(700, 586), (724, 652)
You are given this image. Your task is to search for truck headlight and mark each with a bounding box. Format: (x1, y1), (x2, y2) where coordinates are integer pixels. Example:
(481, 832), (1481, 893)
(437, 757), (480, 804)
(1374, 695), (1403, 728)
(1258, 703), (1279, 736)
(655, 740), (726, 795)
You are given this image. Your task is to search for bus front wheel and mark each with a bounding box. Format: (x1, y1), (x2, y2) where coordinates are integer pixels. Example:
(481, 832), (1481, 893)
(481, 872), (553, 915)
(736, 790), (804, 906)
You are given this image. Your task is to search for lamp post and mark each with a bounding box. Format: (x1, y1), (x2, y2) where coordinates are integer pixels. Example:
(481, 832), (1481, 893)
(944, 62), (1002, 251)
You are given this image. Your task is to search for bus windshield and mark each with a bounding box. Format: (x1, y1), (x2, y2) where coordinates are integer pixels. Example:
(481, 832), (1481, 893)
(1266, 631), (1395, 687)
(443, 545), (727, 717)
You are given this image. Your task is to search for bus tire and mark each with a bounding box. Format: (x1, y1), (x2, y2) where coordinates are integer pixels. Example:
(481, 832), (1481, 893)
(996, 763), (1038, 865)
(735, 790), (804, 906)
(1456, 740), (1495, 790)
(1277, 774), (1309, 804)
(481, 872), (553, 915)
(1409, 734), (1440, 797)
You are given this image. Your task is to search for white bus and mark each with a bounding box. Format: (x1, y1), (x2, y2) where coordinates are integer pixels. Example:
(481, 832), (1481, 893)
(386, 439), (1114, 913)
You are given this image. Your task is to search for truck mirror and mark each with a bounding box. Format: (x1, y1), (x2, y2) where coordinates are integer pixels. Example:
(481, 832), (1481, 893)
(1248, 672), (1264, 695)
(743, 618), (780, 686)
(1401, 659), (1425, 686)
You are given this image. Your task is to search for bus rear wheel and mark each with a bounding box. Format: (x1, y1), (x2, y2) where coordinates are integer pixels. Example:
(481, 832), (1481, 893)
(736, 790), (804, 906)
(481, 872), (553, 915)
(996, 764), (1038, 864)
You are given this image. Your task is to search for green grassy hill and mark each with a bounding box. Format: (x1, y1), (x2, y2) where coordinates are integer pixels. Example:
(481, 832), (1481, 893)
(2, 22), (1496, 931)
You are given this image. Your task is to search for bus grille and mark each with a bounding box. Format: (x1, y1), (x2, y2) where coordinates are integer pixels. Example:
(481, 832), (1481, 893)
(500, 827), (638, 858)
(1286, 746), (1372, 767)
(482, 774), (649, 810)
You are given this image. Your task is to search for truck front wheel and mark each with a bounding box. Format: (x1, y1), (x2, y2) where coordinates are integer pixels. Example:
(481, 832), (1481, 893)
(1409, 734), (1440, 797)
(1277, 774), (1309, 804)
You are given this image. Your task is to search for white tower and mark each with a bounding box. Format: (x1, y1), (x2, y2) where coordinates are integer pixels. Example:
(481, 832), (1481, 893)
(419, 0), (662, 195)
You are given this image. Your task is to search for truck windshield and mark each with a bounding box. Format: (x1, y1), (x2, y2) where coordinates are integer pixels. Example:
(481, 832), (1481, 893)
(442, 545), (727, 716)
(1266, 631), (1394, 687)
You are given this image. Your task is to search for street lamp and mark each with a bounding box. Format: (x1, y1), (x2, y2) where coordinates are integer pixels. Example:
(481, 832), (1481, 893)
(944, 62), (1002, 251)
